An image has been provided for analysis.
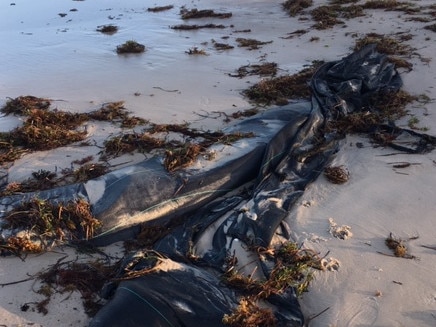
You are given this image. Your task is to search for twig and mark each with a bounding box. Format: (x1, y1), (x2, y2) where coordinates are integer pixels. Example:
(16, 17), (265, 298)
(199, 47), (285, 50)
(394, 171), (409, 175)
(421, 245), (436, 251)
(376, 251), (416, 259)
(376, 152), (406, 156)
(305, 306), (330, 327)
(193, 110), (224, 120)
(0, 245), (27, 261)
(387, 161), (421, 168)
(152, 86), (179, 93)
(0, 276), (35, 287)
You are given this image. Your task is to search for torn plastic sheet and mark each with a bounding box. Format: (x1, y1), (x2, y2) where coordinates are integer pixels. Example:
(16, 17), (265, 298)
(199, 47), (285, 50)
(1, 45), (436, 326)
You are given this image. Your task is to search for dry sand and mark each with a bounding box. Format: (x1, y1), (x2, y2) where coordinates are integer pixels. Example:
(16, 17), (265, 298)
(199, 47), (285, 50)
(1, 0), (436, 326)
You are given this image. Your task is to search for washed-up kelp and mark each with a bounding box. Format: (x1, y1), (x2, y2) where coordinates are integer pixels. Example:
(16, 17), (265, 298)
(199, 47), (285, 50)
(2, 45), (436, 326)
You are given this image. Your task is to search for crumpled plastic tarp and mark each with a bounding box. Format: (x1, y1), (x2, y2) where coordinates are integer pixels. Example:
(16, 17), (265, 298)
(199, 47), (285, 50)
(88, 45), (436, 326)
(2, 45), (436, 326)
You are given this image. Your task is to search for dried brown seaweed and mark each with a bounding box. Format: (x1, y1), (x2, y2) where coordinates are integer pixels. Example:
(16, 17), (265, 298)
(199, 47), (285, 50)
(311, 4), (365, 29)
(180, 8), (232, 19)
(171, 23), (226, 30)
(0, 95), (51, 115)
(96, 24), (118, 34)
(324, 166), (350, 184)
(0, 99), (148, 167)
(383, 233), (418, 259)
(235, 38), (273, 50)
(283, 0), (313, 16)
(242, 62), (323, 105)
(147, 5), (174, 12)
(116, 40), (146, 54)
(230, 62), (278, 78)
(222, 297), (276, 327)
(1, 198), (101, 255)
(354, 33), (414, 56)
(34, 256), (120, 316)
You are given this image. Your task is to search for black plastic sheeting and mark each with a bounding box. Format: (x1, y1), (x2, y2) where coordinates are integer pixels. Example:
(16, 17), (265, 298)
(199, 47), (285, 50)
(91, 251), (304, 327)
(87, 45), (436, 326)
(2, 45), (436, 326)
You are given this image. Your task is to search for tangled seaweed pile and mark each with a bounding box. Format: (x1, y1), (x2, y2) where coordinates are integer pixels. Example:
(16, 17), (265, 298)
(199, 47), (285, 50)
(0, 198), (100, 257)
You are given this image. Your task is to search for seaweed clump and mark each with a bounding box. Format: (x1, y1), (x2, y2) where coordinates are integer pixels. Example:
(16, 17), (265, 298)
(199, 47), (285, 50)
(33, 257), (120, 316)
(324, 165), (349, 184)
(283, 0), (423, 30)
(362, 0), (420, 14)
(283, 0), (313, 16)
(310, 4), (365, 29)
(235, 38), (273, 50)
(226, 242), (323, 296)
(230, 62), (278, 78)
(384, 233), (417, 259)
(0, 169), (58, 196)
(222, 242), (323, 326)
(0, 198), (101, 256)
(242, 61), (323, 105)
(96, 24), (118, 34)
(0, 95), (50, 115)
(362, 0), (402, 9)
(222, 297), (276, 327)
(102, 125), (255, 172)
(88, 101), (147, 127)
(164, 143), (203, 172)
(424, 23), (436, 32)
(185, 47), (208, 55)
(354, 33), (414, 56)
(307, 1), (420, 30)
(265, 242), (322, 295)
(116, 40), (146, 54)
(0, 98), (146, 167)
(147, 5), (174, 12)
(8, 108), (88, 150)
(170, 23), (226, 30)
(328, 34), (420, 135)
(0, 161), (110, 196)
(327, 89), (418, 135)
(180, 8), (232, 19)
(102, 133), (166, 158)
(213, 42), (234, 50)
(0, 97), (89, 156)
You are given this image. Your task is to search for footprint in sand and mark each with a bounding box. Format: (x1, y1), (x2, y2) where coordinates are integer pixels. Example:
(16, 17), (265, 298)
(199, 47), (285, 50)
(321, 257), (340, 271)
(328, 217), (353, 240)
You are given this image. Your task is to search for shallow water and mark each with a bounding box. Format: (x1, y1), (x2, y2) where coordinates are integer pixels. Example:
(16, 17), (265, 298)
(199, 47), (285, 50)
(0, 0), (306, 125)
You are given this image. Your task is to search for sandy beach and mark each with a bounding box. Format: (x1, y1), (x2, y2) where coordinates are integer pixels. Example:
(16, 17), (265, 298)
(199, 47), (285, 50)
(1, 0), (436, 326)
